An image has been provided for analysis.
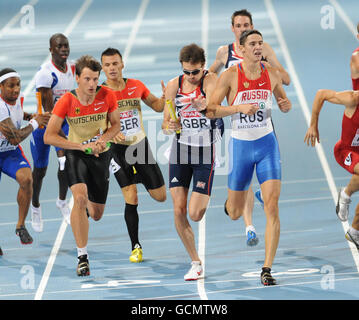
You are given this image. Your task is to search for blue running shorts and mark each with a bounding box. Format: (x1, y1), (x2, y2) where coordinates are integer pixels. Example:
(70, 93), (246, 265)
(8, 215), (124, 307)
(30, 120), (69, 168)
(0, 146), (31, 181)
(228, 131), (281, 191)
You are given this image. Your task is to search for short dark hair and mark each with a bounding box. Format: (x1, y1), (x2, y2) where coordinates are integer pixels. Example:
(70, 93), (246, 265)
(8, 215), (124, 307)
(101, 47), (123, 61)
(75, 55), (102, 76)
(231, 9), (253, 26)
(179, 43), (206, 65)
(239, 29), (262, 45)
(0, 68), (17, 84)
(49, 33), (68, 47)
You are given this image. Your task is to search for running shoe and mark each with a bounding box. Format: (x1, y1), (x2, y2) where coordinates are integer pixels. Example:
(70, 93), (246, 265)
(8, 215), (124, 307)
(255, 190), (264, 208)
(336, 188), (351, 222)
(184, 261), (203, 281)
(345, 228), (359, 250)
(15, 225), (33, 245)
(56, 198), (71, 225)
(247, 230), (259, 246)
(261, 267), (277, 286)
(77, 255), (90, 277)
(129, 244), (143, 263)
(31, 204), (43, 232)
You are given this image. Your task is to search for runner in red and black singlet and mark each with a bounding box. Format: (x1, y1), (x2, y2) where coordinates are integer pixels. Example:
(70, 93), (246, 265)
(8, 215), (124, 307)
(101, 47), (166, 264)
(44, 55), (122, 277)
(305, 87), (359, 252)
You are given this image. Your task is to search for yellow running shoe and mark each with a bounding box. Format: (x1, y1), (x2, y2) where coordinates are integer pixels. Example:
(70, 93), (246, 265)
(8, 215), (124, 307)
(129, 244), (143, 263)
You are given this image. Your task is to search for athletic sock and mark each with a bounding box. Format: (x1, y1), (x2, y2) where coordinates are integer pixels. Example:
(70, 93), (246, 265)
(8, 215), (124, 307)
(124, 203), (141, 250)
(77, 247), (88, 259)
(341, 188), (350, 199)
(246, 225), (256, 235)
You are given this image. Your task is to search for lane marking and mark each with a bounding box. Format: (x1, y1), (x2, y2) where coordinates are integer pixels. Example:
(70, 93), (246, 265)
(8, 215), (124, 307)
(264, 0), (359, 272)
(122, 0), (150, 64)
(329, 0), (358, 39)
(196, 0), (210, 301)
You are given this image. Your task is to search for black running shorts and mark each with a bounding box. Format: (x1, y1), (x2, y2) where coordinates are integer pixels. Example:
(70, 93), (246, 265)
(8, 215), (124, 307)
(65, 149), (111, 204)
(110, 137), (165, 190)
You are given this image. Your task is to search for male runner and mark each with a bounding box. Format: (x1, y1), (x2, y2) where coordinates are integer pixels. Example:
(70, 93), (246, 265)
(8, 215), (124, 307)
(304, 89), (359, 248)
(209, 9), (291, 246)
(162, 43), (223, 281)
(207, 30), (291, 285)
(101, 48), (166, 263)
(44, 55), (122, 276)
(0, 68), (50, 250)
(316, 22), (359, 240)
(30, 33), (75, 232)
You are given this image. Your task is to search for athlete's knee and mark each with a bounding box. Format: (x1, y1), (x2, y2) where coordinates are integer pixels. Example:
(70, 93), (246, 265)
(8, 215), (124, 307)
(174, 204), (187, 218)
(263, 196), (279, 216)
(149, 186), (167, 202)
(226, 200), (244, 220)
(73, 193), (88, 210)
(17, 170), (33, 190)
(33, 166), (47, 180)
(189, 208), (206, 222)
(91, 210), (104, 221)
(122, 185), (138, 204)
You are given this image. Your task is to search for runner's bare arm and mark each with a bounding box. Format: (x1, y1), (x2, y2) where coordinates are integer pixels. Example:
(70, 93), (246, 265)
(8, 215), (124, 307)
(304, 90), (359, 147)
(208, 45), (227, 74)
(143, 80), (166, 112)
(351, 51), (359, 79)
(0, 113), (50, 145)
(162, 78), (181, 134)
(206, 69), (258, 118)
(37, 87), (54, 113)
(263, 42), (290, 85)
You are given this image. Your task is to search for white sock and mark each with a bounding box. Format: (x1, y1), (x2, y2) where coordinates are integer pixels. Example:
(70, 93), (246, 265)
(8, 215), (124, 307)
(350, 227), (359, 237)
(31, 204), (41, 212)
(342, 188), (350, 199)
(246, 225), (256, 235)
(57, 198), (67, 206)
(77, 247), (88, 258)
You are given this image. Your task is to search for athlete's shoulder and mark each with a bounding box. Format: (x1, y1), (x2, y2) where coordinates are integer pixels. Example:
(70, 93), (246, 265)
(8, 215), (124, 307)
(35, 61), (52, 76)
(127, 78), (147, 90)
(203, 71), (217, 85)
(166, 76), (180, 93)
(98, 85), (117, 101)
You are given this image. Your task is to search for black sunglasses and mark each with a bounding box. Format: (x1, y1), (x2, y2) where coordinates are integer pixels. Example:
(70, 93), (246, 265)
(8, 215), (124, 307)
(183, 69), (201, 76)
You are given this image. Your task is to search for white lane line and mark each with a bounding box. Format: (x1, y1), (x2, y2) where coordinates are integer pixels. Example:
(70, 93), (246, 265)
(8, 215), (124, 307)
(0, 0), (39, 38)
(329, 0), (358, 39)
(264, 0), (359, 272)
(33, 0), (93, 301)
(122, 0), (150, 64)
(196, 0), (210, 301)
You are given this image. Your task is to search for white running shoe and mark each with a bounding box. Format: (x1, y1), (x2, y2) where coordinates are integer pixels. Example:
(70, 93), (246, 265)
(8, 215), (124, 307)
(345, 227), (359, 249)
(31, 204), (43, 232)
(184, 261), (203, 281)
(56, 199), (71, 225)
(336, 188), (351, 222)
